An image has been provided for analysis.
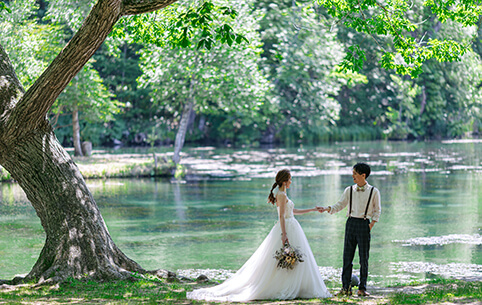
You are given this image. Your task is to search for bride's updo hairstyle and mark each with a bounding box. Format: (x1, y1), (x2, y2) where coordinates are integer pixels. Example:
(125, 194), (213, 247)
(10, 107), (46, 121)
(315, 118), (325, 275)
(268, 169), (291, 205)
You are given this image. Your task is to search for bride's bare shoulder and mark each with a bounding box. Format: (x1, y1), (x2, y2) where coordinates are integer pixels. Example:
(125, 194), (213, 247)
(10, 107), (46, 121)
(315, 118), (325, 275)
(276, 191), (288, 203)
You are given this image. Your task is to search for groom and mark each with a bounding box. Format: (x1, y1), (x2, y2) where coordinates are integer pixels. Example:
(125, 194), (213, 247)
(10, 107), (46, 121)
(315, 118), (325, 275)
(319, 163), (381, 297)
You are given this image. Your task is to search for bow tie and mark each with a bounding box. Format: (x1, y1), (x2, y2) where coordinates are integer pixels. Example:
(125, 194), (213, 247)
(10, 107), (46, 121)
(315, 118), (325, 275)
(356, 185), (367, 192)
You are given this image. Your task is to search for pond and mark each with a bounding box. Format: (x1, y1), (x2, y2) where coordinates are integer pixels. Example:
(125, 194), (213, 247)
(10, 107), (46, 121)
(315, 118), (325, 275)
(0, 140), (481, 287)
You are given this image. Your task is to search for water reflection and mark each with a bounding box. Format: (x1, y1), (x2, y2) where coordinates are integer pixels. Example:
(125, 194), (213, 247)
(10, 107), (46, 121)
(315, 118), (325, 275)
(182, 141), (482, 179)
(0, 141), (481, 286)
(394, 234), (482, 246)
(391, 261), (482, 279)
(172, 182), (187, 221)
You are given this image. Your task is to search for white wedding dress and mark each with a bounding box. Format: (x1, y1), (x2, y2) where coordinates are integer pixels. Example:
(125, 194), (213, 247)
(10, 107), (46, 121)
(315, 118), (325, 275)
(187, 192), (332, 301)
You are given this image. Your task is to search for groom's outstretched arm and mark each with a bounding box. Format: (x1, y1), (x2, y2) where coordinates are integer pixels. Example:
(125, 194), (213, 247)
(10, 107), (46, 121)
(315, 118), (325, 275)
(321, 187), (350, 214)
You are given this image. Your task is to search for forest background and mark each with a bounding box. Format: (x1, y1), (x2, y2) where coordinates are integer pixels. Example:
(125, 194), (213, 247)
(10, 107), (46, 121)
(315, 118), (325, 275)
(1, 0), (482, 155)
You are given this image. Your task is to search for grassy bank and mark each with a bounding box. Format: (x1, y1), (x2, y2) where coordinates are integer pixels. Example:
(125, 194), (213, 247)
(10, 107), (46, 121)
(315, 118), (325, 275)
(0, 277), (480, 304)
(73, 152), (175, 179)
(389, 278), (482, 304)
(0, 151), (175, 182)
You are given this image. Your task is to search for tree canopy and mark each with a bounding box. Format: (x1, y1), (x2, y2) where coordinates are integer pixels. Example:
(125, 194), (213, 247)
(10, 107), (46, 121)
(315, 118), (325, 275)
(318, 0), (481, 78)
(3, 0), (480, 146)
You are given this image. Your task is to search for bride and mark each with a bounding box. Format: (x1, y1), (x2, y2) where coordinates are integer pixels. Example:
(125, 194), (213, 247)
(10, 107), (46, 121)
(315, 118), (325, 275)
(187, 169), (332, 301)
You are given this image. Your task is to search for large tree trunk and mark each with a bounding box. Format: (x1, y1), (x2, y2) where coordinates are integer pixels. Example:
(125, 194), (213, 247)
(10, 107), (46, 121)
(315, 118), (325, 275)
(1, 126), (144, 283)
(0, 0), (178, 283)
(72, 106), (83, 157)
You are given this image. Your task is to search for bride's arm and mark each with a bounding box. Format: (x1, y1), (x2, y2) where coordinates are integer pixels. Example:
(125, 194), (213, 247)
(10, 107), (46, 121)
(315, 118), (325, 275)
(277, 194), (289, 244)
(293, 207), (318, 215)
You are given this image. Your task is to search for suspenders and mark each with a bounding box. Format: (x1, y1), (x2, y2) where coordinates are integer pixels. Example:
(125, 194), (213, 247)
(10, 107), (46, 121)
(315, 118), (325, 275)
(349, 186), (375, 220)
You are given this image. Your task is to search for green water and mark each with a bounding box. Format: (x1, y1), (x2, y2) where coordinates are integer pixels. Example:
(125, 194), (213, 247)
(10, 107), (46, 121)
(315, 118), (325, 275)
(1, 141), (481, 287)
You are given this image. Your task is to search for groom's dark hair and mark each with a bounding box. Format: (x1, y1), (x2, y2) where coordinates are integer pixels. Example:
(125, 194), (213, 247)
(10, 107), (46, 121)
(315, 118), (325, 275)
(353, 163), (371, 178)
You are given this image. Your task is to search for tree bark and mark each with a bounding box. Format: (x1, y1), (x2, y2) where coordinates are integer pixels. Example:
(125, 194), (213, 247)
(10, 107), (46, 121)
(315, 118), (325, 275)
(72, 106), (83, 157)
(173, 101), (194, 165)
(121, 0), (179, 15)
(0, 0), (179, 283)
(172, 78), (195, 165)
(420, 86), (426, 116)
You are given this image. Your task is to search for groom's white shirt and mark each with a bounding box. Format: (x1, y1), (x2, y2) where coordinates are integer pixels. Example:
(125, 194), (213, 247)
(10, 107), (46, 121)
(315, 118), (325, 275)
(328, 183), (381, 222)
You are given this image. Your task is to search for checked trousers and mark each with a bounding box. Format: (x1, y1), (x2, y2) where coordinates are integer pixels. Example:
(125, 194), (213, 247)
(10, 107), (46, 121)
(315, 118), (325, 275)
(342, 217), (371, 291)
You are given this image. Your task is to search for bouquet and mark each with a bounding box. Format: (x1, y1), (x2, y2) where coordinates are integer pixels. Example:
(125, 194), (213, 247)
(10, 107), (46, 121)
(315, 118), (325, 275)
(274, 241), (304, 270)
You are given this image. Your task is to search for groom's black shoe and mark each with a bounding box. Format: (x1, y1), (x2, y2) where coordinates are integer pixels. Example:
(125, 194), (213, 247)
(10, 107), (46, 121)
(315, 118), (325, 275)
(357, 289), (370, 297)
(336, 287), (352, 297)
(336, 289), (346, 297)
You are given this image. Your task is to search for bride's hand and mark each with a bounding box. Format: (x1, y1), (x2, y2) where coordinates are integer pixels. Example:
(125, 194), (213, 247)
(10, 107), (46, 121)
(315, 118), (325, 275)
(316, 206), (325, 213)
(281, 233), (288, 244)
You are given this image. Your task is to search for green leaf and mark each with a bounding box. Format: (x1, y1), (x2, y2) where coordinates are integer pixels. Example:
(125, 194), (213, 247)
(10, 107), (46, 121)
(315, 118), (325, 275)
(235, 34), (249, 44)
(0, 2), (11, 13)
(221, 7), (237, 19)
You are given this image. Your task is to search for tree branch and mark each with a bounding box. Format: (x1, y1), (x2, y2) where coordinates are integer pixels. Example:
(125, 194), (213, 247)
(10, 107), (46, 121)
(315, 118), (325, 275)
(6, 0), (123, 137)
(5, 0), (181, 140)
(374, 2), (406, 46)
(53, 123), (73, 130)
(121, 0), (179, 16)
(50, 105), (65, 128)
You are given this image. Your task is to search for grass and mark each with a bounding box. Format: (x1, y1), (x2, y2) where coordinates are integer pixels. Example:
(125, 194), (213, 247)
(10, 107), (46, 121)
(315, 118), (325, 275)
(0, 276), (481, 304)
(74, 155), (174, 179)
(0, 152), (175, 182)
(0, 276), (190, 304)
(389, 278), (482, 304)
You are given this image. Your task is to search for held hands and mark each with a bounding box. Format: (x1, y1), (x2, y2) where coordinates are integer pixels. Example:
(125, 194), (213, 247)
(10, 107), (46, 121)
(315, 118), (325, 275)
(316, 206), (328, 213)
